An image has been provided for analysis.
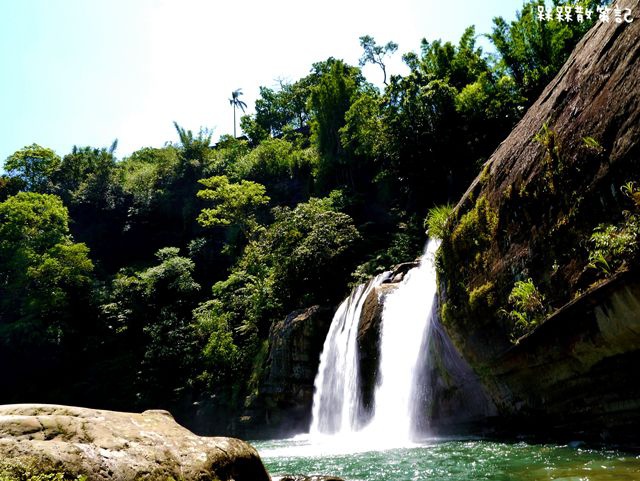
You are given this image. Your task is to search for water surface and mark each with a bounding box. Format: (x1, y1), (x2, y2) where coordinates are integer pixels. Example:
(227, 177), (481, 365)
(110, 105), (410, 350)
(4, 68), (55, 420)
(254, 436), (640, 481)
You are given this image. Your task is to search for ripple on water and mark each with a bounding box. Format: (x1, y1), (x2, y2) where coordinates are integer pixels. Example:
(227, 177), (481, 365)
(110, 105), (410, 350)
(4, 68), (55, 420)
(252, 438), (640, 481)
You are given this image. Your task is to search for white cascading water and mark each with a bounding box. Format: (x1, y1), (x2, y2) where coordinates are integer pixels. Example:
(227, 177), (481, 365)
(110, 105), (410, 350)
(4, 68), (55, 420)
(365, 239), (441, 441)
(309, 239), (441, 445)
(309, 272), (390, 435)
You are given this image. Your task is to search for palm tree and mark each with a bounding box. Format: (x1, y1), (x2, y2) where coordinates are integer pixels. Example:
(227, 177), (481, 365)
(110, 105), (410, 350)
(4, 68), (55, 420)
(229, 88), (247, 138)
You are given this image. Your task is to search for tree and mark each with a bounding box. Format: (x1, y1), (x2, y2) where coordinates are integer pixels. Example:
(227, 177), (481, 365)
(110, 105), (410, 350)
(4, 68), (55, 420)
(0, 192), (96, 405)
(208, 194), (361, 343)
(4, 144), (61, 192)
(264, 196), (361, 307)
(490, 0), (603, 103)
(0, 175), (24, 202)
(197, 175), (270, 239)
(206, 135), (251, 177)
(232, 137), (318, 205)
(193, 300), (240, 384)
(55, 144), (120, 207)
(118, 146), (180, 212)
(173, 121), (212, 168)
(0, 192), (94, 343)
(375, 26), (522, 210)
(308, 58), (365, 190)
(359, 35), (398, 86)
(340, 91), (384, 160)
(249, 80), (313, 139)
(229, 88), (248, 138)
(101, 247), (201, 406)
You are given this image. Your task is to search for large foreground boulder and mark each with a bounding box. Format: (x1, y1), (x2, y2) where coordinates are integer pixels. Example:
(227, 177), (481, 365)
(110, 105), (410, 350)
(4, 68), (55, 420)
(0, 404), (270, 481)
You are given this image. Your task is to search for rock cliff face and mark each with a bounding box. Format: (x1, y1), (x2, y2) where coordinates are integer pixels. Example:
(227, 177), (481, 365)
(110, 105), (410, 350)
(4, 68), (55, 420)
(242, 306), (333, 438)
(489, 271), (640, 441)
(437, 0), (640, 441)
(0, 404), (270, 481)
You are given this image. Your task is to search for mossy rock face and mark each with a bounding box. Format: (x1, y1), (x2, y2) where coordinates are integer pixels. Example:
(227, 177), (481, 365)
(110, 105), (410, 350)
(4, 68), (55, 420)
(0, 404), (270, 481)
(439, 4), (640, 363)
(435, 3), (640, 441)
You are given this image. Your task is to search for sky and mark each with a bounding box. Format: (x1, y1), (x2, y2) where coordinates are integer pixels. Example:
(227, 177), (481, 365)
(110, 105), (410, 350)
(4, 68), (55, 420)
(0, 0), (525, 164)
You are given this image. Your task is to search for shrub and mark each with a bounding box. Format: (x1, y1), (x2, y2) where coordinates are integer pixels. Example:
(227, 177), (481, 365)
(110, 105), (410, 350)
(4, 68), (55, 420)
(587, 181), (640, 276)
(503, 278), (547, 342)
(588, 223), (638, 275)
(424, 204), (453, 240)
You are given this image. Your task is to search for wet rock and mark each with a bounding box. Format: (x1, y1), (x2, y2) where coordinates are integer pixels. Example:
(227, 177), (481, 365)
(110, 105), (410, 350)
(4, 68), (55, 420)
(357, 283), (398, 414)
(244, 305), (334, 438)
(356, 262), (419, 415)
(382, 261), (419, 284)
(0, 404), (270, 481)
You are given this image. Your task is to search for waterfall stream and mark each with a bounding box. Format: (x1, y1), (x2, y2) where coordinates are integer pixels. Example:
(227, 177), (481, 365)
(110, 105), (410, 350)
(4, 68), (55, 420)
(309, 272), (390, 435)
(309, 239), (441, 444)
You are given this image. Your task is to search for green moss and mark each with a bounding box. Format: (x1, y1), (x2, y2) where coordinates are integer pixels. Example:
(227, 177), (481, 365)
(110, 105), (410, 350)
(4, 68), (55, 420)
(504, 184), (513, 201)
(534, 122), (566, 195)
(440, 301), (453, 325)
(582, 136), (602, 150)
(468, 282), (495, 312)
(479, 163), (491, 185)
(450, 195), (498, 267)
(0, 463), (86, 481)
(244, 339), (270, 408)
(438, 195), (500, 328)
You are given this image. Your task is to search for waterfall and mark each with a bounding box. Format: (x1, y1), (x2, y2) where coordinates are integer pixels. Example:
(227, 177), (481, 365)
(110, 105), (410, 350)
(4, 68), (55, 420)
(366, 239), (441, 441)
(309, 239), (441, 444)
(309, 272), (390, 435)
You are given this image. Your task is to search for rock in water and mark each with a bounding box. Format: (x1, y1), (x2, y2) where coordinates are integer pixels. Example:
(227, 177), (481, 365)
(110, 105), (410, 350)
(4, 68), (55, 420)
(357, 282), (399, 415)
(0, 404), (270, 481)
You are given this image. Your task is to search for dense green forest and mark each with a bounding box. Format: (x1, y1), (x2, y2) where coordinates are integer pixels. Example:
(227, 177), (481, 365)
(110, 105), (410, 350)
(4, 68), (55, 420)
(0, 1), (601, 431)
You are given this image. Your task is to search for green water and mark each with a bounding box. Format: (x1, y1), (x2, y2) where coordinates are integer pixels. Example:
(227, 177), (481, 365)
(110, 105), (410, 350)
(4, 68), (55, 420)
(253, 437), (640, 481)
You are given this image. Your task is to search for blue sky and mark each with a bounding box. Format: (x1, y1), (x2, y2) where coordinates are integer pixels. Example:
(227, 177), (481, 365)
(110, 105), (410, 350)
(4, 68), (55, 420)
(0, 0), (525, 164)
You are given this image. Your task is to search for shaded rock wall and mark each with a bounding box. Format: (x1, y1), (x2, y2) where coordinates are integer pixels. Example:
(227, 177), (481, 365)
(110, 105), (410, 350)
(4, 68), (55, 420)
(414, 314), (498, 436)
(242, 305), (333, 438)
(489, 271), (640, 443)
